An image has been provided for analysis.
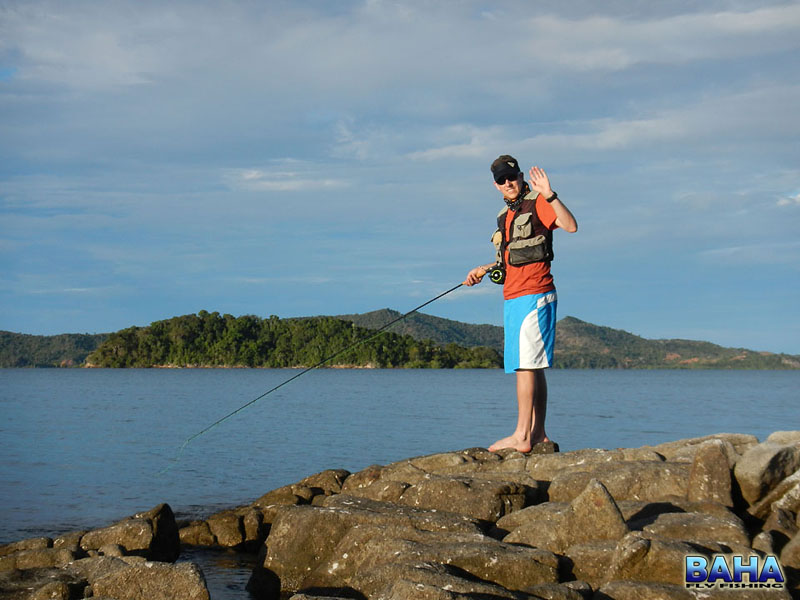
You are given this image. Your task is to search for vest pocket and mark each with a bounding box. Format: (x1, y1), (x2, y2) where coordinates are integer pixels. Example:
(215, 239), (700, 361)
(512, 212), (533, 239)
(508, 235), (548, 265)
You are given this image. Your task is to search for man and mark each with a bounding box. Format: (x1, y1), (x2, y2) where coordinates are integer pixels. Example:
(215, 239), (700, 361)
(465, 155), (577, 453)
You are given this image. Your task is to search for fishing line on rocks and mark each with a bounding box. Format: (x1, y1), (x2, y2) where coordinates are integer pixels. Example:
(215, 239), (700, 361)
(158, 281), (465, 475)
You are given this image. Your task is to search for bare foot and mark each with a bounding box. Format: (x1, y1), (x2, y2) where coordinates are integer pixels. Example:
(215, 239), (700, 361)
(488, 434), (531, 453)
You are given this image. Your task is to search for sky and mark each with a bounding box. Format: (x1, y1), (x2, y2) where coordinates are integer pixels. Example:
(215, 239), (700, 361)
(1, 0), (799, 354)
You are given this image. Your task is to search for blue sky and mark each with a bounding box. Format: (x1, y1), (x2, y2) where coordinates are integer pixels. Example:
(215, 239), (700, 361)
(1, 0), (799, 354)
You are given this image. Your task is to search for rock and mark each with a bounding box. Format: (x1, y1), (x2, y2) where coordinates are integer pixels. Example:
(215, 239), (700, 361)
(179, 520), (216, 546)
(781, 530), (800, 569)
(0, 537), (51, 557)
(565, 479), (629, 541)
(687, 439), (734, 506)
(748, 469), (800, 520)
(251, 495), (486, 595)
(563, 541), (618, 589)
(525, 448), (663, 482)
(252, 469), (351, 509)
(734, 442), (800, 505)
(592, 580), (698, 600)
(763, 508), (799, 549)
(516, 583), (589, 600)
(548, 461), (690, 503)
(288, 595), (352, 600)
(505, 480), (628, 553)
(606, 532), (701, 585)
(370, 561), (544, 600)
(0, 567), (88, 600)
(90, 561), (210, 600)
(766, 431), (800, 446)
(97, 543), (125, 557)
(80, 503), (179, 562)
(302, 524), (559, 596)
(642, 511), (750, 549)
(0, 548), (75, 571)
(495, 502), (567, 535)
(396, 474), (530, 522)
(752, 531), (775, 555)
(205, 509), (244, 548)
(67, 555), (134, 582)
(28, 580), (74, 600)
(52, 531), (85, 552)
(646, 433), (758, 462)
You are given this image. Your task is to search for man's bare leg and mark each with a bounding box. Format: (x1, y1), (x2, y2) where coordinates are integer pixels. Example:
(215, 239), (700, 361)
(489, 369), (551, 452)
(489, 369), (534, 452)
(531, 369), (550, 444)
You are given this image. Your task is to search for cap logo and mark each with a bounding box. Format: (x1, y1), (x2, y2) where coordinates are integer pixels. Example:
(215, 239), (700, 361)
(507, 161), (516, 168)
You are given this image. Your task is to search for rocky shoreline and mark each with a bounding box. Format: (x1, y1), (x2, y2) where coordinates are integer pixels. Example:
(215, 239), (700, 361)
(2, 432), (799, 599)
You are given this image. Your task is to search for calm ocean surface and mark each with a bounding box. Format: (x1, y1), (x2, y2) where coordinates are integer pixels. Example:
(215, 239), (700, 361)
(1, 368), (798, 597)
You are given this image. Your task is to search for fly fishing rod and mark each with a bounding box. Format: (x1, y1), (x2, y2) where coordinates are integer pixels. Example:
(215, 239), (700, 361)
(160, 278), (477, 473)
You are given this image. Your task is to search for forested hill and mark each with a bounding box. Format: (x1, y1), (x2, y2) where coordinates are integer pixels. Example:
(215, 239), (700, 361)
(82, 311), (501, 368)
(0, 331), (108, 368)
(337, 310), (800, 370)
(2, 311), (798, 369)
(335, 309), (504, 352)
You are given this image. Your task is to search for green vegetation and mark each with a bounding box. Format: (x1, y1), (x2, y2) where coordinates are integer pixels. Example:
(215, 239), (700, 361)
(3, 311), (798, 369)
(84, 311), (502, 369)
(337, 309), (504, 351)
(0, 331), (108, 368)
(339, 311), (800, 370)
(554, 317), (800, 369)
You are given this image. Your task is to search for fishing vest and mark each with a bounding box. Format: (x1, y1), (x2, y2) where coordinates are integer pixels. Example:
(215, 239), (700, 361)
(493, 193), (554, 267)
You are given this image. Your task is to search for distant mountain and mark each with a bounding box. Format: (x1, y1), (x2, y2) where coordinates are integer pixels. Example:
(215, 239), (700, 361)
(0, 331), (109, 367)
(336, 310), (800, 370)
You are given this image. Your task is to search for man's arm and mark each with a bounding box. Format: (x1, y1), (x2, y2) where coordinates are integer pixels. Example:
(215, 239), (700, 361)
(464, 262), (497, 286)
(528, 166), (578, 233)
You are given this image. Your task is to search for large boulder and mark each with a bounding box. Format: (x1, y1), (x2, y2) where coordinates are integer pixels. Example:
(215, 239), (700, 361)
(370, 561), (547, 600)
(250, 495), (486, 595)
(90, 561), (210, 600)
(734, 442), (800, 506)
(394, 474), (531, 522)
(645, 433), (758, 462)
(748, 468), (800, 520)
(548, 461), (690, 503)
(80, 503), (179, 562)
(606, 532), (701, 586)
(0, 547), (75, 571)
(0, 537), (51, 557)
(687, 439), (734, 506)
(300, 524), (559, 596)
(593, 580), (698, 600)
(504, 479), (628, 553)
(526, 448), (664, 482)
(641, 511), (750, 549)
(252, 468), (351, 508)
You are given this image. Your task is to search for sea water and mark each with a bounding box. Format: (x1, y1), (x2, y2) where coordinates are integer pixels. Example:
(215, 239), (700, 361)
(1, 368), (797, 597)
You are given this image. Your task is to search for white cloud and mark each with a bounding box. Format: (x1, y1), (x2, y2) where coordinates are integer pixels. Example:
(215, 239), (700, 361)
(777, 193), (800, 207)
(4, 2), (798, 98)
(524, 5), (800, 72)
(223, 165), (349, 192)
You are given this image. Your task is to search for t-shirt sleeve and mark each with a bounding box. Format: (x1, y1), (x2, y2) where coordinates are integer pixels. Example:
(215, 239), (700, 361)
(535, 195), (559, 230)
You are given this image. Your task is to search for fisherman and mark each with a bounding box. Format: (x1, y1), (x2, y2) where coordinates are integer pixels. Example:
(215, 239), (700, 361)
(464, 155), (578, 453)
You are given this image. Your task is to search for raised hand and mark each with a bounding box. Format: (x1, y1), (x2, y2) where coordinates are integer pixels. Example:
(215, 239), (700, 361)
(528, 166), (553, 198)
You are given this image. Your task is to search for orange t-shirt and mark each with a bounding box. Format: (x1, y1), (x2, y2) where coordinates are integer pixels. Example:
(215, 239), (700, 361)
(502, 194), (559, 300)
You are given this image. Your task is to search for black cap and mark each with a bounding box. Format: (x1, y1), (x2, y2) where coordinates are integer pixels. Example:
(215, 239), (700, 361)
(490, 155), (521, 182)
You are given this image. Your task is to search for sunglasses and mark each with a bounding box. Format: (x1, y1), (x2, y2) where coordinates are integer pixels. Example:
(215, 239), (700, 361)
(494, 174), (519, 185)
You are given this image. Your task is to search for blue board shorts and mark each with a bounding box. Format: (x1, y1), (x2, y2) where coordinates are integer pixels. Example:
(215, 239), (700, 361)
(503, 290), (557, 373)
